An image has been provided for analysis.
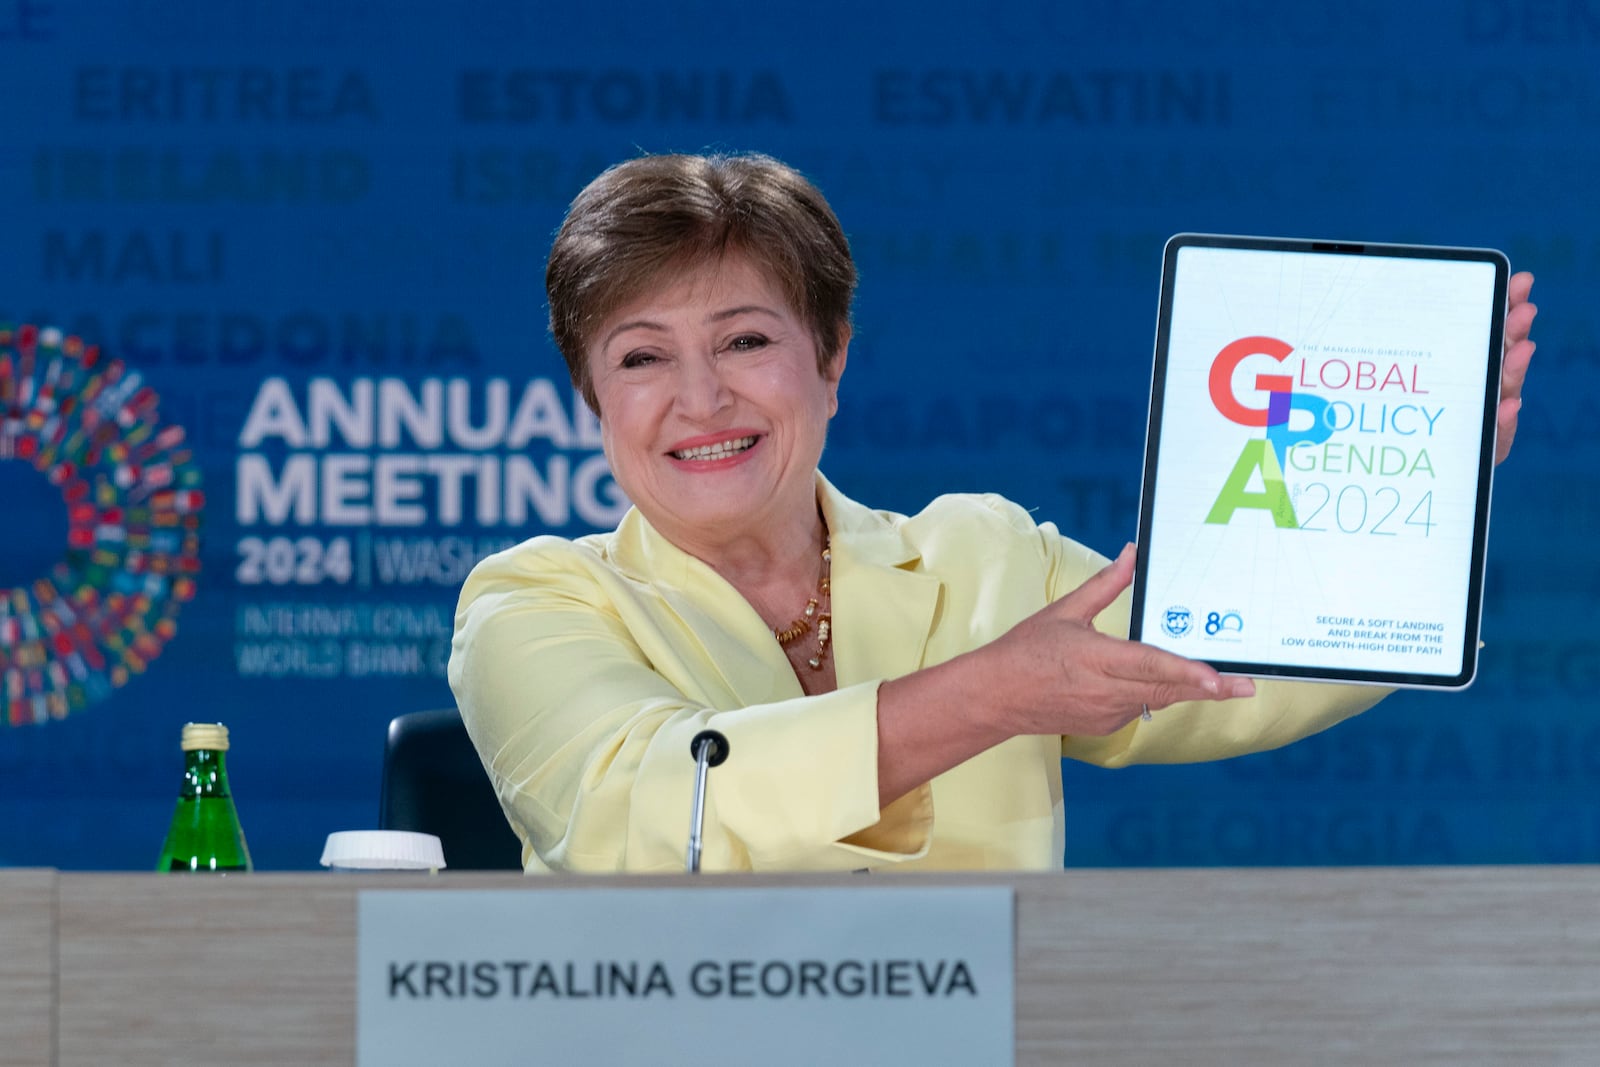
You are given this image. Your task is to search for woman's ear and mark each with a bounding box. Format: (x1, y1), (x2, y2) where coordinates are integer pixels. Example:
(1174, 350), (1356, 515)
(824, 327), (850, 417)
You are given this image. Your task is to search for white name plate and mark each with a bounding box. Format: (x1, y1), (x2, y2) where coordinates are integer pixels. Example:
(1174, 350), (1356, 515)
(357, 885), (1014, 1066)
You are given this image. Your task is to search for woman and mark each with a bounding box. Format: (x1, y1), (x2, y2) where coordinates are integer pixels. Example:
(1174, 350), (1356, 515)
(449, 152), (1537, 873)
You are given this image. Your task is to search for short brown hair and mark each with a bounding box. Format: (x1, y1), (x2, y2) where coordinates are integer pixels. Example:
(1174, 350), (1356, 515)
(546, 152), (857, 413)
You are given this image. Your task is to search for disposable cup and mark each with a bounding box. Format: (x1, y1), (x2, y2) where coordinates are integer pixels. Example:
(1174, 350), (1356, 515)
(319, 830), (445, 872)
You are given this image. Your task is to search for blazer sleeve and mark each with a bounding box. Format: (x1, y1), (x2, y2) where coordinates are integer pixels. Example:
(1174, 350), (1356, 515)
(1001, 513), (1388, 767)
(448, 540), (931, 873)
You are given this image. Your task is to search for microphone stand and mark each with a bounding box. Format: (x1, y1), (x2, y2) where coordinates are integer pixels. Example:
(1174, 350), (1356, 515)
(685, 729), (729, 873)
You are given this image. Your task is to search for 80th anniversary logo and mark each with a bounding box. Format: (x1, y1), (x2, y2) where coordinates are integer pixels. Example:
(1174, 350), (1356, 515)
(0, 324), (201, 726)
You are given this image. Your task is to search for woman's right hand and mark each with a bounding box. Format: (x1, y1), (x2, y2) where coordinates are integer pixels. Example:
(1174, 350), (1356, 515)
(979, 544), (1255, 738)
(874, 544), (1256, 807)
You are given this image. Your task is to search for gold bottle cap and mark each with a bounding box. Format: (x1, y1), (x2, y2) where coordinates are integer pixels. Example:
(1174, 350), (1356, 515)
(180, 722), (230, 752)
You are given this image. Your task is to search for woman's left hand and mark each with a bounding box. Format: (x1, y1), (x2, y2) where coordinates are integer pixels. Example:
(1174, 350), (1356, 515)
(1496, 270), (1537, 465)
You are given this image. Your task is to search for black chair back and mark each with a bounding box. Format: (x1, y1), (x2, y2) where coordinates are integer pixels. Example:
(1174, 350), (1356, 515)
(378, 708), (523, 870)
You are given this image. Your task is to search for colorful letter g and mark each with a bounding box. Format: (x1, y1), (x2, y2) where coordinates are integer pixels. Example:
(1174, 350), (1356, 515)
(1208, 336), (1296, 427)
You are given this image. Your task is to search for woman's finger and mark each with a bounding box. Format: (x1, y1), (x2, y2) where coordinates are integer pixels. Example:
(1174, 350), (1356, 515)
(1054, 544), (1136, 624)
(1503, 301), (1537, 353)
(1101, 637), (1255, 702)
(1506, 270), (1534, 320)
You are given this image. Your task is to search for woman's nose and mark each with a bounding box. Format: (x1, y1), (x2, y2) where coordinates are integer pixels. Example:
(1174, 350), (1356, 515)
(675, 354), (732, 419)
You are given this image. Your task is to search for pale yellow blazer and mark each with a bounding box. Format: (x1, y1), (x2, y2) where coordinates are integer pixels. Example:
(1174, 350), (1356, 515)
(448, 475), (1382, 872)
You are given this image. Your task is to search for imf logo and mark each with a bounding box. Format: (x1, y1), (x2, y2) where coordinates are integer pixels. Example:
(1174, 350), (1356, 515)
(1162, 606), (1192, 638)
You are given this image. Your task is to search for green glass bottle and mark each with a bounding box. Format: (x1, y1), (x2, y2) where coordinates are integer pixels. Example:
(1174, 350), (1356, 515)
(156, 722), (253, 873)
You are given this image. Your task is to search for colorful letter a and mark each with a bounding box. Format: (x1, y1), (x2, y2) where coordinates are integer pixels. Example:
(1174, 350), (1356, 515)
(1204, 439), (1299, 528)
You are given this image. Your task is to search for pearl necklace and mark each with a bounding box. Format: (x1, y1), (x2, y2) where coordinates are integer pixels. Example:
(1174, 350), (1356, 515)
(772, 538), (832, 671)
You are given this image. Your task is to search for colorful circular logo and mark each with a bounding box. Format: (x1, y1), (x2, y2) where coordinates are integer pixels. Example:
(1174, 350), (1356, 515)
(0, 324), (203, 726)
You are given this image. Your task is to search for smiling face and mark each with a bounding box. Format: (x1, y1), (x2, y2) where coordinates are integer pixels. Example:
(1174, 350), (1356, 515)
(588, 253), (846, 554)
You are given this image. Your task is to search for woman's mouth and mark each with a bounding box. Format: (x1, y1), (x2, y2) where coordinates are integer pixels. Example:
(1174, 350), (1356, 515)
(670, 435), (758, 461)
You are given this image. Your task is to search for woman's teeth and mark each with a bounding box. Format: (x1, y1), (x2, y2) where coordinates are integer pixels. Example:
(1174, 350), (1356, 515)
(672, 436), (757, 461)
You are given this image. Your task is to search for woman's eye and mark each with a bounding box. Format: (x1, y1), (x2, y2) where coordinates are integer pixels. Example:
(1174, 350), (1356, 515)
(728, 334), (768, 352)
(620, 351), (660, 369)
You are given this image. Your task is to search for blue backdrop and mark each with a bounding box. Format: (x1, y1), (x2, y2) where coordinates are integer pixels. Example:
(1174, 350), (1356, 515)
(1, 0), (1594, 869)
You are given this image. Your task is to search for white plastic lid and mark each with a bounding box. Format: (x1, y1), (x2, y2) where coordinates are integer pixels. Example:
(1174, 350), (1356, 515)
(319, 830), (446, 871)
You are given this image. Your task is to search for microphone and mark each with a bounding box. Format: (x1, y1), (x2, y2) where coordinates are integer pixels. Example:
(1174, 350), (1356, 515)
(685, 728), (729, 873)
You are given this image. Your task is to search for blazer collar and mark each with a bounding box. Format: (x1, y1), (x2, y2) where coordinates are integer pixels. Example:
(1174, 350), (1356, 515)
(607, 473), (943, 697)
(817, 475), (943, 688)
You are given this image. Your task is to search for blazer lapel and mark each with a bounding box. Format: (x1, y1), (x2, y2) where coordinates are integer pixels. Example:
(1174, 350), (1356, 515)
(820, 478), (943, 688)
(609, 508), (805, 707)
(604, 475), (943, 704)
(659, 578), (802, 706)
